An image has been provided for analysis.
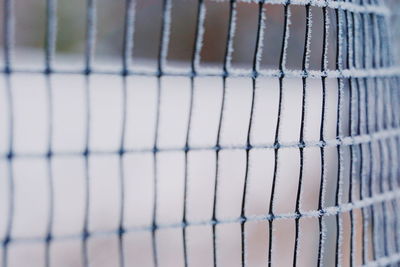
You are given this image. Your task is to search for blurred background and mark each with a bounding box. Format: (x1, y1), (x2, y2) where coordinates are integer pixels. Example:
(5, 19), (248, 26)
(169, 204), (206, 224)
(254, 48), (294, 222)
(0, 0), (344, 71)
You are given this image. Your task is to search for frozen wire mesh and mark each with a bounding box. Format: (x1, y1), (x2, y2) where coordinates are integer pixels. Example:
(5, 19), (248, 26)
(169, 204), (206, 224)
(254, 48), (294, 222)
(1, 0), (400, 266)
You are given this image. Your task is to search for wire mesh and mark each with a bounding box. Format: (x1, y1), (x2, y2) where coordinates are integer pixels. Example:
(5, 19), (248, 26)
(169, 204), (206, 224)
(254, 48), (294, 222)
(1, 0), (400, 266)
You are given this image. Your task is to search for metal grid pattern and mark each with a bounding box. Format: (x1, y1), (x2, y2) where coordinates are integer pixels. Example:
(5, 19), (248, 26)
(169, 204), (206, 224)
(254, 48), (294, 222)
(1, 0), (400, 266)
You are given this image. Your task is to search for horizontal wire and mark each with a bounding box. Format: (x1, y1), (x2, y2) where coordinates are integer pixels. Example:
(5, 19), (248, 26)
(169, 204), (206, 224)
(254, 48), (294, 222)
(234, 0), (390, 16)
(6, 187), (400, 246)
(361, 253), (400, 267)
(3, 66), (400, 80)
(2, 127), (400, 159)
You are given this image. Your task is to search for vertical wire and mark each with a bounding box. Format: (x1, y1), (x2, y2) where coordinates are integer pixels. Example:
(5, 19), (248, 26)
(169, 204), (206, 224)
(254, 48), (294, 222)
(388, 72), (400, 259)
(369, 1), (383, 259)
(382, 3), (398, 253)
(383, 32), (400, 265)
(371, 0), (393, 258)
(268, 3), (290, 267)
(121, 0), (135, 75)
(387, 15), (400, 254)
(394, 72), (400, 255)
(152, 1), (172, 265)
(117, 77), (128, 267)
(222, 0), (237, 76)
(182, 1), (206, 265)
(359, 0), (371, 263)
(378, 80), (392, 259)
(372, 3), (387, 261)
(191, 0), (206, 74)
(211, 75), (225, 267)
(374, 64), (388, 261)
(317, 4), (329, 267)
(118, 1), (135, 265)
(394, 113), (400, 256)
(44, 0), (58, 73)
(351, 1), (366, 265)
(2, 75), (14, 267)
(394, 81), (400, 254)
(381, 3), (400, 254)
(353, 5), (362, 265)
(182, 78), (195, 267)
(151, 78), (161, 267)
(293, 4), (311, 267)
(239, 79), (255, 267)
(157, 0), (172, 75)
(211, 1), (237, 266)
(390, 0), (400, 252)
(375, 7), (391, 259)
(82, 0), (96, 264)
(0, 0), (15, 258)
(2, 0), (14, 266)
(239, 2), (265, 266)
(334, 4), (345, 267)
(82, 76), (91, 267)
(44, 76), (54, 267)
(3, 0), (14, 73)
(85, 0), (97, 74)
(364, 0), (377, 262)
(344, 2), (357, 265)
(43, 0), (57, 264)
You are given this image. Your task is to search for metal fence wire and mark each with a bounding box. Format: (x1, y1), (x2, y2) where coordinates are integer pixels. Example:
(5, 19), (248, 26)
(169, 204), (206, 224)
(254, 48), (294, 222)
(1, 0), (400, 266)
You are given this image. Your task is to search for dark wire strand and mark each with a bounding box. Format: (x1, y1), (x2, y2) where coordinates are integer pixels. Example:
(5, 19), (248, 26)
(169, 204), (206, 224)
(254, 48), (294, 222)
(375, 8), (391, 259)
(2, 74), (14, 267)
(44, 76), (54, 267)
(334, 4), (345, 267)
(359, 0), (371, 263)
(364, 0), (376, 262)
(293, 4), (311, 267)
(389, 50), (400, 256)
(182, 77), (195, 267)
(85, 0), (96, 74)
(222, 0), (237, 75)
(122, 0), (135, 75)
(351, 0), (367, 265)
(152, 1), (172, 265)
(344, 2), (357, 265)
(317, 4), (329, 267)
(3, 0), (14, 72)
(239, 2), (265, 266)
(44, 0), (57, 263)
(211, 1), (237, 266)
(81, 0), (96, 264)
(82, 76), (91, 267)
(211, 78), (225, 267)
(379, 0), (400, 257)
(191, 0), (206, 74)
(44, 0), (57, 73)
(240, 4), (265, 267)
(118, 1), (135, 265)
(268, 3), (290, 267)
(381, 3), (400, 254)
(369, 1), (382, 259)
(182, 1), (206, 265)
(117, 77), (128, 267)
(151, 78), (162, 267)
(397, 83), (400, 252)
(157, 0), (172, 75)
(239, 78), (255, 267)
